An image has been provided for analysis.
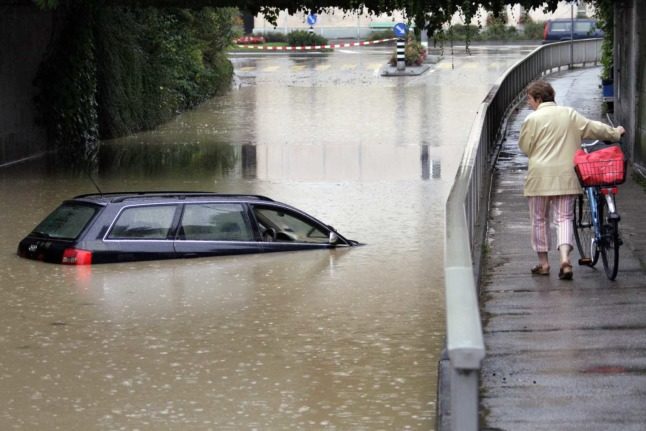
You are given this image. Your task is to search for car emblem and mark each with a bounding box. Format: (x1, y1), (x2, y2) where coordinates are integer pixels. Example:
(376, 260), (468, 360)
(28, 244), (38, 252)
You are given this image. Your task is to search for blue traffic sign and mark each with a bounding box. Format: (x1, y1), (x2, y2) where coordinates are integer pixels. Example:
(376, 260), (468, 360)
(393, 23), (408, 38)
(307, 14), (317, 26)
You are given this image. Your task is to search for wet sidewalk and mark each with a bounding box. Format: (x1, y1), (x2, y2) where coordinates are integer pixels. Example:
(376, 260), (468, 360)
(480, 67), (646, 431)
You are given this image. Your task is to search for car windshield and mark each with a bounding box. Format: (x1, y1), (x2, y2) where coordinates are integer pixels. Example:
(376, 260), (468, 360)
(31, 203), (99, 240)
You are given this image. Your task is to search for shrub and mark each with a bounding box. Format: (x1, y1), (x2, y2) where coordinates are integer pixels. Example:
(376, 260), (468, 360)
(389, 36), (427, 66)
(35, 3), (237, 157)
(287, 30), (328, 46)
(258, 32), (287, 43)
(481, 22), (518, 40)
(523, 20), (545, 40)
(368, 29), (395, 41)
(95, 7), (236, 138)
(447, 24), (482, 41)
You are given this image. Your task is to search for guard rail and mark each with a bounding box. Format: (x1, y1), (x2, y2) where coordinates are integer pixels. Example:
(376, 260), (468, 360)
(442, 38), (603, 431)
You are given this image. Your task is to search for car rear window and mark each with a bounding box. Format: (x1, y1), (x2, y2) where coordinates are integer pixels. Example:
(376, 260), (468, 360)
(31, 203), (99, 240)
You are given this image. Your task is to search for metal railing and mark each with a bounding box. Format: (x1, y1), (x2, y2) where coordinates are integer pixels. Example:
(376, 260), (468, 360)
(442, 38), (602, 431)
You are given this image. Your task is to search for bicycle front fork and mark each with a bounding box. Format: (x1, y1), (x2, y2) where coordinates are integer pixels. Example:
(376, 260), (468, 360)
(587, 187), (620, 243)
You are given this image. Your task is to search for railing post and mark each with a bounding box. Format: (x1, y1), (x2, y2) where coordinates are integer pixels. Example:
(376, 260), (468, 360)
(451, 368), (480, 431)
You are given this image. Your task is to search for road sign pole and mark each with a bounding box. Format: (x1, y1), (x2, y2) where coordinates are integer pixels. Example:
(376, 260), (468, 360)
(307, 13), (317, 36)
(393, 23), (408, 71)
(396, 38), (406, 71)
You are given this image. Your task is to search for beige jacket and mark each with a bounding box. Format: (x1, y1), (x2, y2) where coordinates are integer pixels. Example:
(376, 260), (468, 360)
(518, 102), (622, 196)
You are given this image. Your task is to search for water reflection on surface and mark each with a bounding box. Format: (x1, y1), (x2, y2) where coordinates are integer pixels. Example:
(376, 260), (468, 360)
(0, 45), (535, 429)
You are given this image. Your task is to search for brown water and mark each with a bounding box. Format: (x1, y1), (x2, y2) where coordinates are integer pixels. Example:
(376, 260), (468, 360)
(0, 44), (535, 430)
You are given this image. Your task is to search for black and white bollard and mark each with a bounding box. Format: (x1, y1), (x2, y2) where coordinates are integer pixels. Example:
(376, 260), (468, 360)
(396, 38), (406, 71)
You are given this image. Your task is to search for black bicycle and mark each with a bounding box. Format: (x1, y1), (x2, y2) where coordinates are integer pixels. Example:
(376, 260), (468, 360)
(572, 140), (626, 280)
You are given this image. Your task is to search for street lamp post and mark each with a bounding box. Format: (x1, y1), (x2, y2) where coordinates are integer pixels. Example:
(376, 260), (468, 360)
(570, 1), (575, 68)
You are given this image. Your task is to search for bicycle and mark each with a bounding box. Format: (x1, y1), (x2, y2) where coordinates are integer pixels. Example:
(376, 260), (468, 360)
(572, 140), (626, 280)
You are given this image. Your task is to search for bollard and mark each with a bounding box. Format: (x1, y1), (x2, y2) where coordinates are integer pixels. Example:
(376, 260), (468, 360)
(397, 38), (405, 71)
(432, 160), (441, 178)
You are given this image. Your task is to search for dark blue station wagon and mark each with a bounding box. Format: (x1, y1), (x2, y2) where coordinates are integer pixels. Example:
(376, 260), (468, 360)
(17, 192), (359, 265)
(542, 18), (603, 43)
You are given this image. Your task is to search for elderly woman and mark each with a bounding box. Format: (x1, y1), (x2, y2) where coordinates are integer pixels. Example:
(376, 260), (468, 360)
(518, 80), (624, 280)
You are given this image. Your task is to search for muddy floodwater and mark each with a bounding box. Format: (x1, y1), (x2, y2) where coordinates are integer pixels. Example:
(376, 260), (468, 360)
(0, 44), (536, 429)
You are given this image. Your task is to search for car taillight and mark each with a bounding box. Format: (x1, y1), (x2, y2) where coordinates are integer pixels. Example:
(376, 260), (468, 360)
(62, 248), (93, 265)
(543, 23), (548, 40)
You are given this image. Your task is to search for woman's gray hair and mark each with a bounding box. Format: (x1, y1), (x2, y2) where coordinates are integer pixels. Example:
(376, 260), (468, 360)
(527, 80), (555, 103)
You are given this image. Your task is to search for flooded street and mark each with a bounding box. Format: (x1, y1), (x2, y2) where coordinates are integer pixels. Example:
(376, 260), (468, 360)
(0, 44), (535, 429)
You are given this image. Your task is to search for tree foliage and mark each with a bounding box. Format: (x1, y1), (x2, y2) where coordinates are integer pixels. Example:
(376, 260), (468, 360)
(88, 0), (568, 39)
(35, 1), (613, 44)
(34, 1), (236, 168)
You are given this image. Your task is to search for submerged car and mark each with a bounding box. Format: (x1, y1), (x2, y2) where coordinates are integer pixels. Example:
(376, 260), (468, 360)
(17, 192), (359, 265)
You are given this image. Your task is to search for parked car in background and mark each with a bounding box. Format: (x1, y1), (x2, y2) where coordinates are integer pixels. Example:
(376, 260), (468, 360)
(235, 35), (265, 44)
(17, 192), (359, 265)
(543, 18), (603, 43)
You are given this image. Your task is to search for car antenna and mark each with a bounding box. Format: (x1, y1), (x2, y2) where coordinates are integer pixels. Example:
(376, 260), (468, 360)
(87, 171), (103, 196)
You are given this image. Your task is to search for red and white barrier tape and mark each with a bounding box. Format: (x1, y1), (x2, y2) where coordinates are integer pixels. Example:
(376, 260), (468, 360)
(235, 38), (397, 51)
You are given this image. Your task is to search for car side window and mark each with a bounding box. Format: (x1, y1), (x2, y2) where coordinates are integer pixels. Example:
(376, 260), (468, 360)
(108, 205), (177, 240)
(178, 203), (253, 241)
(254, 207), (329, 243)
(552, 22), (569, 32)
(574, 22), (593, 33)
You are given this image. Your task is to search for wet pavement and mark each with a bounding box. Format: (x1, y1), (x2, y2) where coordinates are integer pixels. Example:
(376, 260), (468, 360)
(480, 67), (646, 431)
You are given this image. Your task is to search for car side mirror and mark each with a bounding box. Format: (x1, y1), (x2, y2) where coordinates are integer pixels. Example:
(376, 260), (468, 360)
(329, 232), (338, 244)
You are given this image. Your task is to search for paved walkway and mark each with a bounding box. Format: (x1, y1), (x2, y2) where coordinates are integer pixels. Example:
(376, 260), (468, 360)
(480, 67), (646, 431)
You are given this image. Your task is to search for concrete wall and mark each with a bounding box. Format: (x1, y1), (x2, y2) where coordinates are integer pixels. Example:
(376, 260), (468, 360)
(614, 0), (645, 174)
(0, 3), (54, 166)
(635, 0), (646, 172)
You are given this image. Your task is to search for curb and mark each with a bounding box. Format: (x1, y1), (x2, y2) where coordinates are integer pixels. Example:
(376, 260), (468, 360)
(381, 64), (431, 76)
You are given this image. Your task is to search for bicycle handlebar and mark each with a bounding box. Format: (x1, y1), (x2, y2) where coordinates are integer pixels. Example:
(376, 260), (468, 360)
(581, 139), (614, 148)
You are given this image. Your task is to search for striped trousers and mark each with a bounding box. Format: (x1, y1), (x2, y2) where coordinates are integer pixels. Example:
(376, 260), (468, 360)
(528, 195), (576, 252)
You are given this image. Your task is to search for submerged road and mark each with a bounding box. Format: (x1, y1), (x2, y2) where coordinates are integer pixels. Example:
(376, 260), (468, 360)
(1, 45), (538, 430)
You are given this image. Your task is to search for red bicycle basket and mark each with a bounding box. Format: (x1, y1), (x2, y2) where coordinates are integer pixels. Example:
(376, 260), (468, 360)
(573, 146), (626, 187)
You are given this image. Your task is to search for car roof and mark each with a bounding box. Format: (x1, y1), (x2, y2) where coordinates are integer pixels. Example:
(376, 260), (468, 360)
(71, 191), (275, 206)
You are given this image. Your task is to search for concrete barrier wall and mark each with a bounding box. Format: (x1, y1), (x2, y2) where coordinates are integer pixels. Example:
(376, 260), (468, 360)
(0, 4), (53, 165)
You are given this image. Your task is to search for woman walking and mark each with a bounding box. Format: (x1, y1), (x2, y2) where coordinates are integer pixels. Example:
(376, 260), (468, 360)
(518, 80), (624, 280)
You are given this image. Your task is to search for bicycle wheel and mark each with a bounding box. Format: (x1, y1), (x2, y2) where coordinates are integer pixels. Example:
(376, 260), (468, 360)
(573, 193), (598, 265)
(600, 198), (620, 280)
